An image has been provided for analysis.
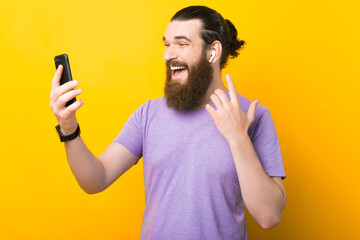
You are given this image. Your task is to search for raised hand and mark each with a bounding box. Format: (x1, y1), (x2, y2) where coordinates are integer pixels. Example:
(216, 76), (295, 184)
(205, 74), (260, 145)
(50, 65), (84, 135)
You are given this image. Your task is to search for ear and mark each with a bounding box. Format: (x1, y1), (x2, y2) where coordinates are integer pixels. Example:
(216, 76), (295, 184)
(208, 40), (222, 65)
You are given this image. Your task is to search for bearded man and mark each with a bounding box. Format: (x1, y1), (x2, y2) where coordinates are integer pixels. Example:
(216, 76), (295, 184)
(50, 5), (287, 240)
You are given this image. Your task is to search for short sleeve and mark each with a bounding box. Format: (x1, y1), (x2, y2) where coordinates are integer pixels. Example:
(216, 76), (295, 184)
(113, 101), (148, 164)
(249, 109), (286, 179)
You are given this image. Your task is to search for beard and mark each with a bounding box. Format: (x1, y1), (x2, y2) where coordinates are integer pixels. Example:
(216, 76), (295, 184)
(164, 54), (214, 112)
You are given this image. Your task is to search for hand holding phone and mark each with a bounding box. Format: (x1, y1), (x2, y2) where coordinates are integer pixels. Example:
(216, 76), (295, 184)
(50, 54), (84, 135)
(54, 54), (76, 106)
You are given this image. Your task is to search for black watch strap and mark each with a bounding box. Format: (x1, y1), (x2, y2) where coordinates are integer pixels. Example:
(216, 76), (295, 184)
(55, 124), (80, 142)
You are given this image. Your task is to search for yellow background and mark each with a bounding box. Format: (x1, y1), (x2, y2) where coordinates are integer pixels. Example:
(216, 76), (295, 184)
(1, 0), (359, 239)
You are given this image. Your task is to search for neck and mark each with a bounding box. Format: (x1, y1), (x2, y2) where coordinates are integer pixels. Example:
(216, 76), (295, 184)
(195, 67), (228, 109)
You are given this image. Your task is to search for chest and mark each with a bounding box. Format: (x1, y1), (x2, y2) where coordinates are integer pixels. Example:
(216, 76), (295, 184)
(142, 111), (238, 181)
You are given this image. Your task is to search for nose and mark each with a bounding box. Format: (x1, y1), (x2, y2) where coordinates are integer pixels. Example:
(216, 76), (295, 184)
(164, 46), (178, 62)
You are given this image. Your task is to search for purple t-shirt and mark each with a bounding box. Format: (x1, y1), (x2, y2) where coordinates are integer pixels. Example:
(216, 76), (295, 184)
(113, 92), (286, 240)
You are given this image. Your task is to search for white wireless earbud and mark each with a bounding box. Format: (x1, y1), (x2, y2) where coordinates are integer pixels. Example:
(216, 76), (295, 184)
(209, 50), (216, 63)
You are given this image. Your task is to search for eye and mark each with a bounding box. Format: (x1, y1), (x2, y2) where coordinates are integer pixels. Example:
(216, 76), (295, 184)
(164, 44), (170, 47)
(179, 43), (187, 46)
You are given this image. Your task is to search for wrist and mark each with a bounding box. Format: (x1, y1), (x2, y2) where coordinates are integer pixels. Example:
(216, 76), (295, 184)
(60, 127), (77, 135)
(55, 124), (81, 142)
(228, 132), (251, 149)
(58, 122), (78, 135)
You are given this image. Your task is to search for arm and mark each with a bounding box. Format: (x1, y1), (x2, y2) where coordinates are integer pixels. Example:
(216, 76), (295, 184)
(205, 74), (286, 229)
(63, 138), (138, 194)
(50, 65), (138, 194)
(229, 135), (286, 229)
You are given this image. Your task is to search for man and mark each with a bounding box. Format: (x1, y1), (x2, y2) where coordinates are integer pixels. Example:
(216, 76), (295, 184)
(50, 6), (286, 240)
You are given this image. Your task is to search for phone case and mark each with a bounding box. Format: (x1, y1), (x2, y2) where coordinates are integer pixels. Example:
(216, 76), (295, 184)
(54, 54), (76, 106)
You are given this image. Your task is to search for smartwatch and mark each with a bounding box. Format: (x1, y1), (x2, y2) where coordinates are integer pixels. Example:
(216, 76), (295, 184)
(55, 124), (80, 142)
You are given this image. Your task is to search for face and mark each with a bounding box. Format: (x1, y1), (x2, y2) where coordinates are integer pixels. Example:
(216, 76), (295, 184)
(163, 20), (214, 111)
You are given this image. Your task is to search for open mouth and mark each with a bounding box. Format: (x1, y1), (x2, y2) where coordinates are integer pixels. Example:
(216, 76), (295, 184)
(171, 66), (187, 79)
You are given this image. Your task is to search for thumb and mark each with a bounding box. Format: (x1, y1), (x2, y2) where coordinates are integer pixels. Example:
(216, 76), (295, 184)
(246, 100), (260, 125)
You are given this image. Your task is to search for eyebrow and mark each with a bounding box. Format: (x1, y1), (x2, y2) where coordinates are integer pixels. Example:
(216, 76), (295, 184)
(163, 36), (192, 42)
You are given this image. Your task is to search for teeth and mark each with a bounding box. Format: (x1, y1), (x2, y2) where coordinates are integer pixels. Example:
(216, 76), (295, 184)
(170, 66), (186, 71)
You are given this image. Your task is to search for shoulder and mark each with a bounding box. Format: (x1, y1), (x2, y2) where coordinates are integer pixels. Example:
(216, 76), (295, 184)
(236, 92), (269, 120)
(132, 96), (167, 119)
(147, 96), (166, 107)
(235, 92), (280, 141)
(141, 96), (166, 111)
(235, 92), (275, 138)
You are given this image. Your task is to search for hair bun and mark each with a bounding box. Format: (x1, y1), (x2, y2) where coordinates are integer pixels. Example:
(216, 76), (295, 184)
(225, 19), (246, 58)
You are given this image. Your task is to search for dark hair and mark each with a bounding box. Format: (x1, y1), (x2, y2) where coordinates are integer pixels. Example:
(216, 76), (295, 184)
(171, 6), (246, 69)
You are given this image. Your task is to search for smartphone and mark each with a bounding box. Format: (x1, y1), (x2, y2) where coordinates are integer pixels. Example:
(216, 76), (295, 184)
(54, 54), (76, 107)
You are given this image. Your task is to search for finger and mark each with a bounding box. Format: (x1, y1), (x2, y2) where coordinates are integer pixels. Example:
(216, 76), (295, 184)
(51, 80), (79, 101)
(225, 74), (239, 106)
(210, 93), (223, 111)
(66, 99), (84, 113)
(205, 103), (217, 119)
(51, 64), (63, 90)
(246, 100), (260, 125)
(214, 89), (230, 107)
(56, 88), (82, 108)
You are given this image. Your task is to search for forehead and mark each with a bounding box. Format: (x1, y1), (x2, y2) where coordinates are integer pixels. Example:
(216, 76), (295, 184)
(164, 19), (203, 42)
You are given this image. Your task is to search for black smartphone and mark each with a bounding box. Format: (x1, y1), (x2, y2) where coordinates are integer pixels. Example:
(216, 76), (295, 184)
(54, 53), (76, 107)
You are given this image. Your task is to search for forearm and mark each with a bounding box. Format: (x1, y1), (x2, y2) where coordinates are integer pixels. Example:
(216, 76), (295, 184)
(229, 135), (286, 229)
(64, 136), (106, 194)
